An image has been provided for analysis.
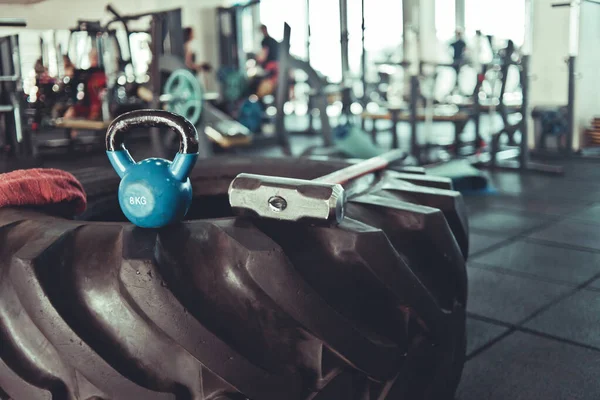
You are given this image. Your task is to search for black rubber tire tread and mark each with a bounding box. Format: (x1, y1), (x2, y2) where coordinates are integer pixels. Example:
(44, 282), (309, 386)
(376, 179), (469, 258)
(0, 157), (468, 400)
(386, 170), (454, 190)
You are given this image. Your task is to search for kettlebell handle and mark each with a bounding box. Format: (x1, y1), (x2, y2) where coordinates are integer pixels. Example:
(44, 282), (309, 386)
(106, 110), (199, 181)
(106, 109), (199, 154)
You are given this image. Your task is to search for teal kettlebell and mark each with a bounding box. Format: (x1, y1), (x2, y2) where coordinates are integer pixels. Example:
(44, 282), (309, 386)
(106, 110), (199, 228)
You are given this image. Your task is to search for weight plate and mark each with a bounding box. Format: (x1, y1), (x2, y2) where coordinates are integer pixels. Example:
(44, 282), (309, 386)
(163, 69), (203, 126)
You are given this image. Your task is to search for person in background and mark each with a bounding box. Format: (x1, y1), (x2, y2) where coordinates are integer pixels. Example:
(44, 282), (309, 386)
(33, 58), (52, 87)
(502, 39), (517, 61)
(255, 24), (280, 98)
(34, 58), (48, 76)
(450, 29), (467, 69)
(63, 55), (75, 78)
(473, 30), (483, 70)
(62, 49), (107, 140)
(88, 47), (99, 68)
(257, 24), (279, 68)
(449, 28), (467, 94)
(183, 27), (212, 73)
(50, 56), (76, 119)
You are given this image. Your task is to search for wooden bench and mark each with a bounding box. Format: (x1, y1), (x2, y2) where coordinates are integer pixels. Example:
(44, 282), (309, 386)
(204, 125), (252, 149)
(362, 111), (470, 122)
(452, 98), (522, 112)
(202, 105), (253, 149)
(48, 117), (255, 153)
(53, 118), (111, 131)
(37, 119), (112, 151)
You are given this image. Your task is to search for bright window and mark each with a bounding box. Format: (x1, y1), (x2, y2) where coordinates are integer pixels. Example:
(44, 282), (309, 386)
(259, 0), (405, 83)
(436, 0), (456, 42)
(308, 0), (342, 82)
(352, 0), (403, 82)
(347, 0), (363, 78)
(259, 0), (309, 59)
(363, 0), (403, 54)
(465, 0), (525, 45)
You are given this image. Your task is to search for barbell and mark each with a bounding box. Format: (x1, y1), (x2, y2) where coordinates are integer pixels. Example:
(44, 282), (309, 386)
(128, 69), (204, 126)
(159, 69), (204, 126)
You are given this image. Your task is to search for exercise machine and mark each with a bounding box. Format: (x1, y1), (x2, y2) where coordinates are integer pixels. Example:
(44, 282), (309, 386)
(32, 19), (122, 153)
(361, 60), (472, 164)
(543, 0), (600, 156)
(217, 0), (261, 73)
(470, 40), (563, 173)
(107, 3), (251, 155)
(0, 18), (26, 28)
(0, 32), (34, 160)
(274, 23), (338, 155)
(337, 0), (354, 115)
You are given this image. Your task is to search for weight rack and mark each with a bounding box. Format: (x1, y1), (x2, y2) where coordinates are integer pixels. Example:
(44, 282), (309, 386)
(0, 30), (35, 160)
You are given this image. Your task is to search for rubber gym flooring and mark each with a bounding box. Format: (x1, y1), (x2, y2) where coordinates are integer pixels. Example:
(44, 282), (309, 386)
(460, 159), (600, 400)
(3, 119), (600, 399)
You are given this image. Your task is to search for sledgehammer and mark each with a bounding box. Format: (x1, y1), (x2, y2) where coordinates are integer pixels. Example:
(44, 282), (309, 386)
(228, 149), (407, 224)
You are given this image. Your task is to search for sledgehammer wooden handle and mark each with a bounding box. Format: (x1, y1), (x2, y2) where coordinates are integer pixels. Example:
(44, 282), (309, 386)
(315, 149), (407, 184)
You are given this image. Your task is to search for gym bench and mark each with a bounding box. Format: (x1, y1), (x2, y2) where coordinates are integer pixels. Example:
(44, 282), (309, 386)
(41, 119), (112, 151)
(361, 108), (470, 158)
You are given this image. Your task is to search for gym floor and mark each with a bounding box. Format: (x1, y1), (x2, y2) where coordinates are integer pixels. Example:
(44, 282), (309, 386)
(460, 158), (600, 400)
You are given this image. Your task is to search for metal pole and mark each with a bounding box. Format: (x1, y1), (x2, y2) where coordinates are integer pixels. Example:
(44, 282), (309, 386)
(39, 36), (45, 67)
(549, 0), (580, 153)
(275, 23), (292, 155)
(410, 76), (419, 161)
(402, 0), (413, 59)
(53, 30), (60, 78)
(361, 0), (367, 103)
(251, 3), (261, 52)
(306, 0), (311, 62)
(566, 55), (575, 153)
(306, 0), (313, 130)
(568, 0), (581, 57)
(339, 0), (350, 85)
(11, 36), (21, 84)
(403, 0), (419, 96)
(0, 19), (26, 27)
(523, 0), (533, 56)
(522, 0), (533, 158)
(520, 55), (531, 167)
(216, 8), (225, 67)
(10, 36), (23, 150)
(149, 16), (165, 158)
(455, 0), (465, 29)
(235, 7), (245, 71)
(566, 0), (580, 153)
(473, 65), (485, 149)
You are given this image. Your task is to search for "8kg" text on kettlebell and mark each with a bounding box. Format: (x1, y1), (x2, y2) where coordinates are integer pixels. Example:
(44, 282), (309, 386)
(129, 196), (148, 205)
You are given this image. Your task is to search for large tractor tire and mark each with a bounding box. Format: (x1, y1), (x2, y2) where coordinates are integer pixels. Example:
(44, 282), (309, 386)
(0, 157), (468, 400)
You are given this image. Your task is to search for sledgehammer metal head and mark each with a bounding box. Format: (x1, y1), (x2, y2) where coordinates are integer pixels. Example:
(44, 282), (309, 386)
(228, 173), (347, 224)
(228, 149), (407, 224)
